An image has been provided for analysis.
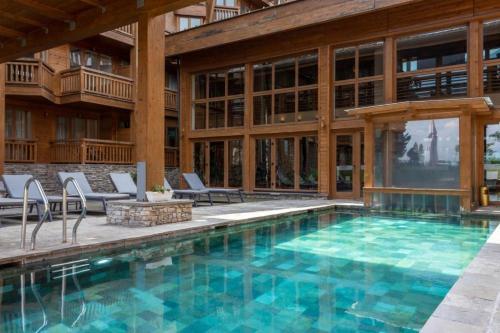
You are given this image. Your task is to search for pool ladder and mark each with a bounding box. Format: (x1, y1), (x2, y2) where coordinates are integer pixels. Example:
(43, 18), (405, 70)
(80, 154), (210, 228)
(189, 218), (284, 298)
(20, 177), (87, 251)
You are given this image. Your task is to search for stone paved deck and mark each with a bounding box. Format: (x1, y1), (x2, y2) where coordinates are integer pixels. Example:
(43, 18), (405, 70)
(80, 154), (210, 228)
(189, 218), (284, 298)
(0, 199), (363, 266)
(421, 223), (500, 333)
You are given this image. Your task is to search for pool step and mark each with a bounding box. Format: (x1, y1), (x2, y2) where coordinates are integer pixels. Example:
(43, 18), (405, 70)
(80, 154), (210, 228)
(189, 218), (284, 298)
(50, 258), (90, 279)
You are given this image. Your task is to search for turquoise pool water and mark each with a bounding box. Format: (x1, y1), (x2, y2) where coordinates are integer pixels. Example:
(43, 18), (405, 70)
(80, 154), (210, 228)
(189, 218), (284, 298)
(0, 212), (494, 332)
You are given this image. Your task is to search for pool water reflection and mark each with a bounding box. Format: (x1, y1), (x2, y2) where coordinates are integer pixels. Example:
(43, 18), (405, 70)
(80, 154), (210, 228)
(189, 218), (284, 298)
(0, 212), (493, 332)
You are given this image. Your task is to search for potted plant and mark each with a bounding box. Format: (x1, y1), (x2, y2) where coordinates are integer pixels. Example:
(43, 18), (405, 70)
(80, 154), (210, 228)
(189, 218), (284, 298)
(146, 184), (173, 202)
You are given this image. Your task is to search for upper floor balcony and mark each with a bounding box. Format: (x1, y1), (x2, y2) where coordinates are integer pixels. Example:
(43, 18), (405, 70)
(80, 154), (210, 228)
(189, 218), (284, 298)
(5, 60), (178, 114)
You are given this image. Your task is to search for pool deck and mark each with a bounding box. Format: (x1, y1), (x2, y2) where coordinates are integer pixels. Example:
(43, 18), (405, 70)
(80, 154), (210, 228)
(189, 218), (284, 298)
(0, 199), (362, 266)
(422, 222), (500, 333)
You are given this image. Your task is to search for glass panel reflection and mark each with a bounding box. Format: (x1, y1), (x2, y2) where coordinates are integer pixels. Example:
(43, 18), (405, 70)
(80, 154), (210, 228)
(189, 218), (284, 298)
(209, 141), (225, 187)
(276, 138), (295, 189)
(193, 142), (205, 183)
(484, 124), (500, 202)
(336, 135), (353, 192)
(253, 95), (272, 125)
(300, 136), (318, 190)
(229, 140), (243, 187)
(255, 138), (271, 188)
(374, 118), (460, 189)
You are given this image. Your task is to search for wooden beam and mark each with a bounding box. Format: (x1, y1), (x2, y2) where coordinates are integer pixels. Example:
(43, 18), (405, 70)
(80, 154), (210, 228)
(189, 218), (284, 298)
(165, 0), (424, 56)
(0, 0), (199, 63)
(0, 12), (47, 29)
(317, 45), (332, 196)
(78, 0), (104, 8)
(13, 0), (74, 22)
(0, 64), (5, 175)
(206, 0), (216, 23)
(134, 14), (166, 189)
(0, 25), (25, 38)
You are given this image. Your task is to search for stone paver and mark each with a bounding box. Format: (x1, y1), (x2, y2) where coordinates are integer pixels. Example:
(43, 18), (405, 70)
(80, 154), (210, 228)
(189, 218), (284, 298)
(421, 224), (500, 333)
(0, 199), (362, 265)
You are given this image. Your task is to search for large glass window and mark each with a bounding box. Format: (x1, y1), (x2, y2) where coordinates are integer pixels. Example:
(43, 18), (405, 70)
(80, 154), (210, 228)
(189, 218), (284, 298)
(396, 27), (468, 102)
(300, 136), (318, 190)
(484, 20), (500, 106)
(374, 118), (460, 189)
(209, 142), (225, 187)
(178, 16), (202, 31)
(276, 138), (294, 189)
(193, 142), (206, 183)
(56, 116), (99, 140)
(334, 42), (384, 118)
(253, 52), (318, 125)
(229, 140), (243, 187)
(255, 138), (271, 188)
(192, 66), (245, 129)
(5, 108), (31, 139)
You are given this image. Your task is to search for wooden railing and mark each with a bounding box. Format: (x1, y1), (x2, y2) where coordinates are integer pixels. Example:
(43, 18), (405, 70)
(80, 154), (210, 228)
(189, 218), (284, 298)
(114, 24), (134, 36)
(5, 139), (37, 163)
(165, 88), (177, 110)
(5, 60), (55, 93)
(214, 7), (239, 21)
(60, 67), (133, 102)
(165, 147), (179, 167)
(50, 139), (134, 164)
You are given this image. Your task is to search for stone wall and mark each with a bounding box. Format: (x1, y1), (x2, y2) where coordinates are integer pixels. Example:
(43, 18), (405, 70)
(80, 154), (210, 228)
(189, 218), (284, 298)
(3, 163), (180, 194)
(107, 200), (192, 227)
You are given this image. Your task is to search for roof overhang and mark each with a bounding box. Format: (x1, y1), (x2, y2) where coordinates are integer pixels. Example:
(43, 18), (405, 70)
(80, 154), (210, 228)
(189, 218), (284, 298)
(346, 97), (494, 119)
(165, 0), (426, 56)
(0, 0), (198, 63)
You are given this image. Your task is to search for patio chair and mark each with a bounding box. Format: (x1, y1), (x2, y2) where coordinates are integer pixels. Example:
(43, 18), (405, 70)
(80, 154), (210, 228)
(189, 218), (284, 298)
(182, 173), (244, 203)
(58, 172), (129, 214)
(0, 197), (40, 221)
(2, 174), (82, 221)
(164, 178), (213, 207)
(109, 172), (212, 207)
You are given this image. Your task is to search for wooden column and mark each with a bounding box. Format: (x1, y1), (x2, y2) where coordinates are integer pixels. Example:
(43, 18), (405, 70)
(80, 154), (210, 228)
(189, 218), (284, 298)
(384, 37), (394, 103)
(179, 68), (192, 188)
(129, 24), (138, 158)
(364, 118), (374, 207)
(460, 110), (473, 211)
(317, 45), (332, 196)
(134, 14), (165, 189)
(468, 20), (482, 97)
(206, 0), (216, 23)
(242, 64), (252, 192)
(0, 64), (5, 175)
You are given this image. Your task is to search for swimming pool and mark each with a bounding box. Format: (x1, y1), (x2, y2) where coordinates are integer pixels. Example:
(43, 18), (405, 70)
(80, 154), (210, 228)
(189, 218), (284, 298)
(0, 211), (494, 332)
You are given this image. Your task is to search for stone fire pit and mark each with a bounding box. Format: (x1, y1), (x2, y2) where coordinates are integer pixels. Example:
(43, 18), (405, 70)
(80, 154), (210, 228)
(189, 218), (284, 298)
(106, 199), (192, 227)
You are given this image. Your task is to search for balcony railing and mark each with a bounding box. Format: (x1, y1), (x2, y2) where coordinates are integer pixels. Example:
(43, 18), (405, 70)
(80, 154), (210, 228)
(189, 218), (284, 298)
(5, 139), (37, 163)
(165, 88), (177, 110)
(50, 139), (134, 164)
(214, 7), (239, 21)
(6, 60), (55, 93)
(114, 24), (134, 36)
(60, 67), (134, 102)
(165, 147), (179, 167)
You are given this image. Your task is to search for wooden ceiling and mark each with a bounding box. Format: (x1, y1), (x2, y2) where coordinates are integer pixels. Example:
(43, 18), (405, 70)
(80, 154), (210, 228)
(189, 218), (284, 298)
(0, 0), (198, 63)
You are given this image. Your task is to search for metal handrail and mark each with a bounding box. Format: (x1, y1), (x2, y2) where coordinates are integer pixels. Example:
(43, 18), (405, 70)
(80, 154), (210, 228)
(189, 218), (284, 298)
(21, 177), (50, 250)
(62, 177), (87, 244)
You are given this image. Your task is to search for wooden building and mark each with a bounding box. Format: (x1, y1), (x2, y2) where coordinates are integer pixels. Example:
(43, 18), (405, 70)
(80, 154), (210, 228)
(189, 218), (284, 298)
(165, 0), (500, 212)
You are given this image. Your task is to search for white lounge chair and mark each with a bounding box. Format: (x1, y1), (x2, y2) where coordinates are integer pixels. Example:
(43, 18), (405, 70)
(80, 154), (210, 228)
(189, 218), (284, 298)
(182, 172), (244, 203)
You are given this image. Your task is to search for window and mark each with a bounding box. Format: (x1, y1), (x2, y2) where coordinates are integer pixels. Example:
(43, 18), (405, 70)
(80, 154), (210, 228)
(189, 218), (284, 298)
(192, 66), (245, 129)
(484, 20), (500, 106)
(396, 27), (468, 102)
(5, 108), (31, 139)
(56, 117), (99, 140)
(253, 53), (318, 125)
(166, 127), (178, 147)
(70, 48), (119, 73)
(334, 42), (384, 118)
(70, 48), (81, 68)
(99, 55), (112, 73)
(216, 0), (236, 6)
(178, 16), (203, 31)
(374, 118), (460, 189)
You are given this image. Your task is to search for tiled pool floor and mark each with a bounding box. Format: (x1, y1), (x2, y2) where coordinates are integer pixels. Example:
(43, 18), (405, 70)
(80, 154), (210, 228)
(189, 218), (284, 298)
(0, 211), (493, 332)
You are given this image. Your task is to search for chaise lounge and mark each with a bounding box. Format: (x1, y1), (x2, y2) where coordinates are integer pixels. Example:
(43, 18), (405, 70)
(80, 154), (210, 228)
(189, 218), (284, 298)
(2, 174), (82, 221)
(58, 172), (129, 214)
(182, 173), (244, 203)
(109, 172), (213, 206)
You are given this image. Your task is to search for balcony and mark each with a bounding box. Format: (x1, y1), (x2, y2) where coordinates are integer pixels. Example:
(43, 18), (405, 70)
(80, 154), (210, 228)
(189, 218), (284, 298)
(214, 7), (239, 21)
(5, 60), (56, 101)
(165, 147), (179, 167)
(5, 139), (37, 163)
(165, 88), (178, 116)
(60, 67), (134, 109)
(50, 139), (134, 165)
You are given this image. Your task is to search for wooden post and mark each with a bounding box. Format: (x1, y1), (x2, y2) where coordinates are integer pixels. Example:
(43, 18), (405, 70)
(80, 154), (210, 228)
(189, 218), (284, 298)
(134, 14), (166, 189)
(364, 118), (374, 207)
(242, 64), (252, 192)
(0, 64), (5, 175)
(468, 20), (482, 98)
(317, 45), (332, 196)
(384, 37), (394, 103)
(206, 0), (216, 23)
(460, 109), (472, 211)
(179, 68), (192, 189)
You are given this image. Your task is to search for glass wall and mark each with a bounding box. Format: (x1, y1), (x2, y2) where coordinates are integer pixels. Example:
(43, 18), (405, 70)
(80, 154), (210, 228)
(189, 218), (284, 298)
(276, 138), (295, 189)
(334, 42), (384, 118)
(255, 138), (271, 188)
(299, 136), (318, 190)
(374, 118), (460, 189)
(336, 135), (353, 192)
(193, 142), (206, 183)
(396, 27), (468, 101)
(484, 19), (500, 106)
(228, 140), (243, 187)
(192, 66), (245, 130)
(484, 124), (500, 202)
(209, 141), (225, 187)
(253, 53), (318, 125)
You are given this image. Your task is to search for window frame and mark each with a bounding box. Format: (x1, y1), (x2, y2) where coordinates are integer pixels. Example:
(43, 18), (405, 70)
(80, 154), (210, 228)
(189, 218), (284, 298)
(177, 15), (204, 31)
(483, 19), (500, 105)
(252, 52), (319, 126)
(333, 41), (385, 119)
